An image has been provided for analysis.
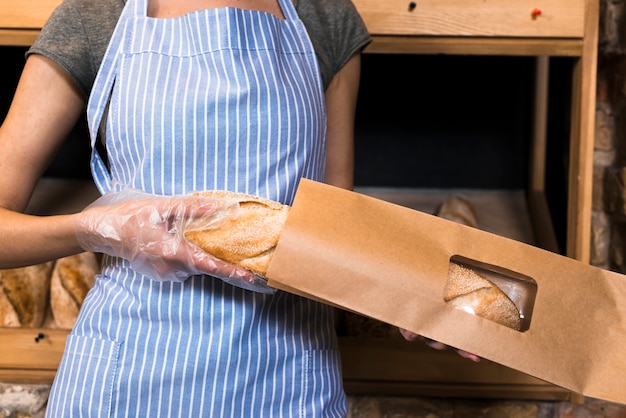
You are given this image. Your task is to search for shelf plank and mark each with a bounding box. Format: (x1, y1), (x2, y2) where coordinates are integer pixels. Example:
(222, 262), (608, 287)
(0, 29), (39, 46)
(0, 369), (57, 385)
(352, 0), (584, 38)
(364, 36), (584, 57)
(0, 328), (66, 374)
(0, 0), (61, 30)
(343, 380), (574, 401)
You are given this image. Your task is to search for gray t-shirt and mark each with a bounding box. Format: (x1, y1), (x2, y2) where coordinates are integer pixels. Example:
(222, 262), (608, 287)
(27, 0), (371, 99)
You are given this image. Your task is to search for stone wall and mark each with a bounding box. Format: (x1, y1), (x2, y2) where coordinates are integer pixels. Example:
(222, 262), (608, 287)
(593, 0), (626, 272)
(0, 384), (48, 418)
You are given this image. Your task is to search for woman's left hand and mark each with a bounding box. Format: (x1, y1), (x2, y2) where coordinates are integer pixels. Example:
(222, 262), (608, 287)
(75, 187), (275, 293)
(399, 328), (481, 362)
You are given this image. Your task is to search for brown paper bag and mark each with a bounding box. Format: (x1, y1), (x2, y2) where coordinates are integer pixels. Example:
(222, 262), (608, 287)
(266, 179), (626, 404)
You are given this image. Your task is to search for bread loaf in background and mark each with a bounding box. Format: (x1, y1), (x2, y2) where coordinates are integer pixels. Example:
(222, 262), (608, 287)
(184, 190), (290, 277)
(0, 262), (54, 328)
(50, 252), (99, 329)
(436, 195), (478, 228)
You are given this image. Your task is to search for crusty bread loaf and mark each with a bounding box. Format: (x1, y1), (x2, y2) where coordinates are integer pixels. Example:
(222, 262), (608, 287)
(444, 262), (522, 331)
(0, 262), (54, 328)
(436, 196), (478, 228)
(184, 190), (290, 277)
(50, 252), (99, 329)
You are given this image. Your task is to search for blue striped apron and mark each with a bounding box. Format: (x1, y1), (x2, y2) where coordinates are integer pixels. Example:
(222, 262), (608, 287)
(45, 0), (346, 416)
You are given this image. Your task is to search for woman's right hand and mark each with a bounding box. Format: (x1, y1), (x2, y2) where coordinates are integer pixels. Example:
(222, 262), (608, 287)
(399, 328), (481, 362)
(75, 187), (275, 292)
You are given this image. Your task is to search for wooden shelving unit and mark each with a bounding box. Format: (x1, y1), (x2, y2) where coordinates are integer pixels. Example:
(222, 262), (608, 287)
(343, 0), (598, 402)
(0, 0), (599, 262)
(354, 0), (598, 263)
(0, 0), (598, 402)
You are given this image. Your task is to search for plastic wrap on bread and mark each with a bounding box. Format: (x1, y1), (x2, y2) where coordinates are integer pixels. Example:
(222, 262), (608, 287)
(76, 186), (276, 292)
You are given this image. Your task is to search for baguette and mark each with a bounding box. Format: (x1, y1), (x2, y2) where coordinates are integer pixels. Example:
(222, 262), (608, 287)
(444, 262), (522, 331)
(184, 190), (290, 277)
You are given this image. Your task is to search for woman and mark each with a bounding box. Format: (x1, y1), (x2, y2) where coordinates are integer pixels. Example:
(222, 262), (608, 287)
(0, 0), (370, 415)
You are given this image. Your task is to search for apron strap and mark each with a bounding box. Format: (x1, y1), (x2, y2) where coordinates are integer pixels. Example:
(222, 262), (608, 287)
(86, 0), (139, 194)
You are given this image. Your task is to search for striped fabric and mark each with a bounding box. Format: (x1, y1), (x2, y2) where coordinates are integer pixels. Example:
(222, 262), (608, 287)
(46, 0), (347, 416)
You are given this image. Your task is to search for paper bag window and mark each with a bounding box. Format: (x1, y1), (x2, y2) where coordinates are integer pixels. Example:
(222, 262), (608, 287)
(443, 256), (537, 332)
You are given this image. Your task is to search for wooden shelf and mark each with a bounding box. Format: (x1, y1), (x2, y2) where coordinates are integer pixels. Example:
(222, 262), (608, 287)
(358, 0), (599, 263)
(0, 0), (60, 45)
(349, 0), (598, 402)
(351, 0), (584, 38)
(364, 36), (584, 56)
(0, 0), (61, 29)
(339, 337), (574, 401)
(0, 0), (597, 403)
(0, 0), (599, 262)
(0, 29), (39, 46)
(0, 328), (66, 384)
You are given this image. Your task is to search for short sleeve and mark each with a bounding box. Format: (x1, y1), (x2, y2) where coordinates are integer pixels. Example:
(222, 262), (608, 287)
(27, 0), (124, 100)
(296, 0), (371, 90)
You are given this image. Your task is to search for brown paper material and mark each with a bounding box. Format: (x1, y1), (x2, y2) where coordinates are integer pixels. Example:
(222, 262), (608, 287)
(266, 179), (626, 404)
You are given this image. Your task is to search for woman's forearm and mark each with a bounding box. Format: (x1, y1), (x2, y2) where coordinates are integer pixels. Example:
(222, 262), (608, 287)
(0, 55), (88, 269)
(0, 208), (83, 268)
(324, 52), (361, 190)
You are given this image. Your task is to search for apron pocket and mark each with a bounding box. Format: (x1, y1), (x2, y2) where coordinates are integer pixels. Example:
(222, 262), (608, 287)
(301, 349), (347, 418)
(47, 335), (121, 418)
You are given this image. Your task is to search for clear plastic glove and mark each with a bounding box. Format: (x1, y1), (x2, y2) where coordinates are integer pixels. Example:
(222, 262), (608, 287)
(399, 328), (481, 362)
(75, 187), (276, 293)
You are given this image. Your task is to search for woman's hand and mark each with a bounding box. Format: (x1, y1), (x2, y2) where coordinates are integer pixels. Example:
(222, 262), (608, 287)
(399, 328), (481, 362)
(75, 187), (274, 292)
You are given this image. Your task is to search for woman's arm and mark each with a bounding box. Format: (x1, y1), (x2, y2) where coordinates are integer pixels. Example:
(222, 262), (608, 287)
(324, 52), (361, 190)
(0, 54), (86, 267)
